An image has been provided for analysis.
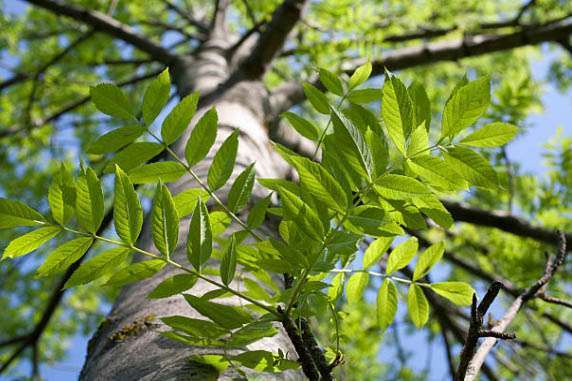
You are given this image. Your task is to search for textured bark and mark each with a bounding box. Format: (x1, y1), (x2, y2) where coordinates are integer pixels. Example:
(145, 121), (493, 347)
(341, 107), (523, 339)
(80, 39), (300, 381)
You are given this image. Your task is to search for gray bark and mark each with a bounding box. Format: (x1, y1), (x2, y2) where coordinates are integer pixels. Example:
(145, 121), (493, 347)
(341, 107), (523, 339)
(80, 38), (300, 381)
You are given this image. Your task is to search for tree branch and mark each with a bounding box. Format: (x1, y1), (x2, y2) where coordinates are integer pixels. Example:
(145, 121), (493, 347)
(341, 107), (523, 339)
(268, 16), (572, 117)
(442, 200), (572, 249)
(160, 0), (209, 34)
(464, 232), (568, 381)
(0, 68), (163, 140)
(232, 0), (307, 80)
(24, 0), (177, 64)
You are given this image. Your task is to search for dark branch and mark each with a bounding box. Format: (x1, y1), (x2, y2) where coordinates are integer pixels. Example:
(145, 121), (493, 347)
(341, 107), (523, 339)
(442, 200), (572, 249)
(161, 0), (209, 33)
(279, 308), (321, 380)
(464, 232), (568, 380)
(24, 0), (177, 64)
(0, 68), (162, 140)
(232, 0), (307, 80)
(455, 283), (508, 381)
(268, 16), (572, 117)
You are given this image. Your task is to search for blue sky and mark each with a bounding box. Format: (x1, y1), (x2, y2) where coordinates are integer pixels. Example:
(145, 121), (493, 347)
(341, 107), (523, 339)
(2, 1), (572, 380)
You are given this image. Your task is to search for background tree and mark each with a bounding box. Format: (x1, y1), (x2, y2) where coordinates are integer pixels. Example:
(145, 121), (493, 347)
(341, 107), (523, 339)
(0, 0), (571, 380)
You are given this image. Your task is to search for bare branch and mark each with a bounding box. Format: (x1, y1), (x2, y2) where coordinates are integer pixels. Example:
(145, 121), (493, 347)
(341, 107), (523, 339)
(0, 68), (162, 140)
(161, 0), (209, 33)
(538, 294), (572, 309)
(210, 0), (231, 38)
(464, 232), (568, 381)
(24, 0), (177, 64)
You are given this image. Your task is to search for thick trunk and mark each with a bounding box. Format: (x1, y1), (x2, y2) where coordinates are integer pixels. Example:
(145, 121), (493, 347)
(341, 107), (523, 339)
(80, 43), (299, 380)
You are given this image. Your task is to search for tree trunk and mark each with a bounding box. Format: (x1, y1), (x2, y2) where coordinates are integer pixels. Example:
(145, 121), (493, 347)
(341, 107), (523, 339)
(80, 40), (300, 381)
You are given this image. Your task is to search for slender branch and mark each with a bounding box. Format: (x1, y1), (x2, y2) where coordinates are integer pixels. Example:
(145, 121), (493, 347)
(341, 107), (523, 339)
(268, 16), (572, 117)
(23, 0), (177, 64)
(439, 325), (456, 380)
(455, 283), (506, 381)
(464, 232), (568, 381)
(0, 68), (163, 140)
(411, 232), (572, 334)
(231, 0), (308, 80)
(161, 0), (209, 33)
(538, 294), (572, 309)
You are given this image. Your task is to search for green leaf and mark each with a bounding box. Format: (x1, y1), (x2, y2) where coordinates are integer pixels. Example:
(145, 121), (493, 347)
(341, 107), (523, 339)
(247, 196), (271, 228)
(0, 199), (46, 229)
(382, 72), (414, 155)
(460, 122), (518, 147)
(3, 226), (61, 259)
(173, 188), (209, 218)
(36, 237), (93, 277)
(408, 156), (468, 191)
(152, 184), (179, 257)
(374, 174), (431, 200)
(444, 147), (498, 188)
(162, 92), (199, 145)
(161, 316), (228, 339)
(279, 188), (324, 241)
(303, 83), (330, 114)
(346, 206), (393, 236)
(408, 81), (431, 131)
(143, 68), (170, 125)
(65, 247), (131, 288)
(184, 294), (252, 329)
(76, 168), (104, 233)
(114, 166), (143, 245)
(347, 88), (381, 104)
(220, 236), (237, 286)
(412, 196), (453, 229)
(128, 162), (186, 184)
(377, 279), (398, 333)
(408, 284), (429, 328)
(319, 68), (344, 96)
(227, 164), (255, 213)
(207, 130), (239, 191)
(386, 237), (418, 274)
(188, 355), (229, 372)
(328, 272), (345, 301)
(365, 129), (389, 177)
(413, 242), (444, 281)
(275, 145), (349, 212)
(346, 272), (369, 304)
(441, 76), (490, 138)
(87, 126), (145, 154)
(228, 321), (278, 347)
(363, 236), (394, 268)
(90, 83), (135, 121)
(185, 108), (218, 167)
(331, 109), (374, 180)
(348, 62), (372, 89)
(48, 171), (71, 225)
(106, 259), (166, 287)
(407, 123), (429, 158)
(430, 282), (475, 306)
(104, 142), (164, 173)
(148, 274), (197, 299)
(187, 198), (212, 271)
(282, 112), (320, 141)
